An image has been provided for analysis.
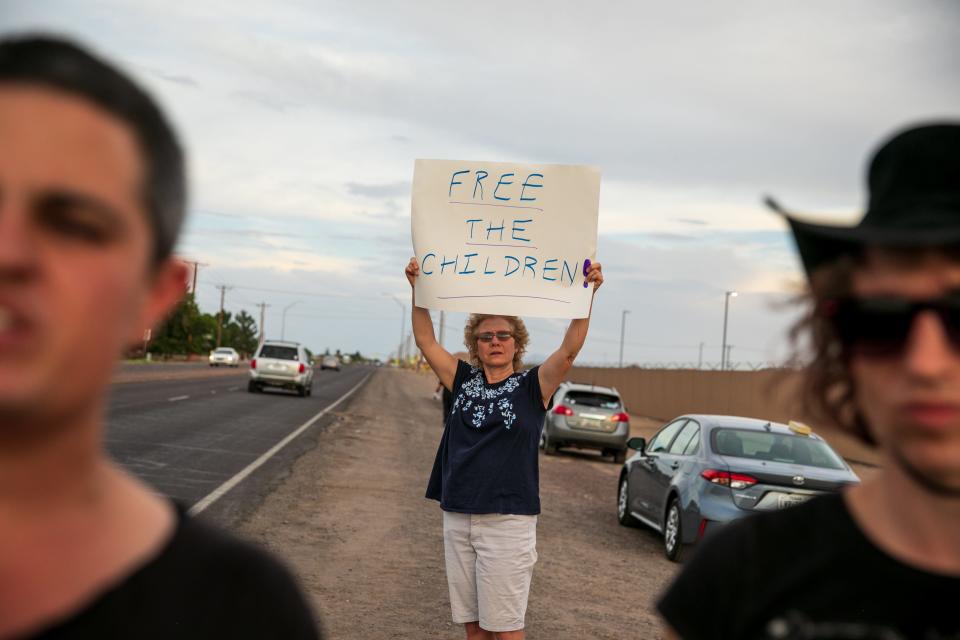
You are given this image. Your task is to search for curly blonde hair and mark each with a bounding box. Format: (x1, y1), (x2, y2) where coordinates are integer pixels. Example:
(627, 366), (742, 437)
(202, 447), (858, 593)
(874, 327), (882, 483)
(464, 314), (529, 371)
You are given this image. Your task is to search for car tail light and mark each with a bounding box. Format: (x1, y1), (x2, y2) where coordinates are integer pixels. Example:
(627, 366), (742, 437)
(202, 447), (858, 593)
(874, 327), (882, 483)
(250, 359), (257, 369)
(298, 363), (306, 373)
(610, 412), (630, 422)
(701, 469), (757, 490)
(553, 405), (574, 416)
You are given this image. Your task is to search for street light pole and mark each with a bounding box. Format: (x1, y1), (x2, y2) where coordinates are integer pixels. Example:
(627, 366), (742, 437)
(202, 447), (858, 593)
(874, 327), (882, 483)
(721, 291), (738, 371)
(389, 296), (406, 365)
(618, 309), (631, 368)
(281, 300), (301, 341)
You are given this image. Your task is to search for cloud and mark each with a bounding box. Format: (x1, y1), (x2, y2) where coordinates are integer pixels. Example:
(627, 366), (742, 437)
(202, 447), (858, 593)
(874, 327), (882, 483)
(143, 67), (199, 88)
(345, 181), (410, 199)
(230, 90), (300, 112)
(2, 0), (957, 363)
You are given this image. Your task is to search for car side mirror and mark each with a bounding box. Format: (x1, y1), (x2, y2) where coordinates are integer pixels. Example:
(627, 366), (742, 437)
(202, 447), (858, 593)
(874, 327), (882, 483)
(627, 437), (646, 453)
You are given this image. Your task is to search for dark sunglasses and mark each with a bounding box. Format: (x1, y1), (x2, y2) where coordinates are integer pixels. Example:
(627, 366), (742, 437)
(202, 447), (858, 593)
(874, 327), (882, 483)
(476, 331), (514, 343)
(822, 290), (960, 357)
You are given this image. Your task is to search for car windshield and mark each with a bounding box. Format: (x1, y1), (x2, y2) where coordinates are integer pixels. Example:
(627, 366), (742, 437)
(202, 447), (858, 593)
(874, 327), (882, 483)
(711, 428), (846, 470)
(259, 345), (298, 361)
(215, 348), (234, 354)
(564, 391), (620, 409)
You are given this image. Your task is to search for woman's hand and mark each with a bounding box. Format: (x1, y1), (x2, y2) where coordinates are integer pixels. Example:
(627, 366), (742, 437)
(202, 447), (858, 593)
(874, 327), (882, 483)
(586, 261), (604, 291)
(405, 257), (420, 289)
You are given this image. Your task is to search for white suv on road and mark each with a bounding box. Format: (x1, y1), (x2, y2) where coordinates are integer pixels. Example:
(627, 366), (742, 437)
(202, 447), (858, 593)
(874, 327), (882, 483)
(248, 341), (314, 397)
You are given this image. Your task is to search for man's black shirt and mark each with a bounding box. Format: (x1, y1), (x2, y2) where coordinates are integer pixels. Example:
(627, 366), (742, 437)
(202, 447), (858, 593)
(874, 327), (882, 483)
(658, 493), (960, 640)
(28, 505), (321, 639)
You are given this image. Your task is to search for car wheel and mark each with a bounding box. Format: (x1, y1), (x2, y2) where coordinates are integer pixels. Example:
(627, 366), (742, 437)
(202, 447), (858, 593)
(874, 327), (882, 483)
(247, 381), (257, 393)
(543, 431), (558, 455)
(617, 476), (640, 527)
(297, 385), (307, 397)
(663, 498), (685, 562)
(613, 449), (627, 464)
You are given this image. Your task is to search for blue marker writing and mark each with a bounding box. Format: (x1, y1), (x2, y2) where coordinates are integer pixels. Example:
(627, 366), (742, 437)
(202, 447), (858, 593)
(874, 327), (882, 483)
(582, 258), (592, 288)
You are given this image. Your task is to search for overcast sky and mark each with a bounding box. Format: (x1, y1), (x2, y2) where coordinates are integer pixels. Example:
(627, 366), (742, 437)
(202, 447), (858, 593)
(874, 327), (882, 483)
(3, 1), (958, 366)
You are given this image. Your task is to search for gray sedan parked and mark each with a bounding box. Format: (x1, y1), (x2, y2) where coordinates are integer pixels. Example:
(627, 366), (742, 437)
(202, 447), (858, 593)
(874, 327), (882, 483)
(617, 414), (860, 561)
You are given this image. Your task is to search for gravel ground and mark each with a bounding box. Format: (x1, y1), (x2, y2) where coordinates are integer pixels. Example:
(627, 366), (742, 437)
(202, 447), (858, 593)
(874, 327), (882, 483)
(238, 368), (678, 639)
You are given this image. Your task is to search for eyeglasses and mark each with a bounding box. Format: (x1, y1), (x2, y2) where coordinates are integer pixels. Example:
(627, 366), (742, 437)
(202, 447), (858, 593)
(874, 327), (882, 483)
(476, 331), (514, 343)
(822, 290), (960, 358)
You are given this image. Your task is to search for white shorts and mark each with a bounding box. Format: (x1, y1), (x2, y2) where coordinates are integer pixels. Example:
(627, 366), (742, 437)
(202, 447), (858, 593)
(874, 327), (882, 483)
(442, 511), (538, 633)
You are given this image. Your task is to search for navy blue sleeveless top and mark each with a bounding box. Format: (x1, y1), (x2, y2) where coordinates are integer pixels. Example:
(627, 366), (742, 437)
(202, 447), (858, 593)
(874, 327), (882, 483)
(426, 360), (546, 515)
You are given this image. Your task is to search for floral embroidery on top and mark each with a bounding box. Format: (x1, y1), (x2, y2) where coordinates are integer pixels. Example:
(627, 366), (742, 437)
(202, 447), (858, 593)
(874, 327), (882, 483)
(454, 365), (530, 430)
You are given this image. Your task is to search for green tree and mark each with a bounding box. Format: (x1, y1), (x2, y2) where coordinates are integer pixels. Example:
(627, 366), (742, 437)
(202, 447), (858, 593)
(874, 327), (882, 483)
(150, 298), (217, 356)
(221, 310), (258, 357)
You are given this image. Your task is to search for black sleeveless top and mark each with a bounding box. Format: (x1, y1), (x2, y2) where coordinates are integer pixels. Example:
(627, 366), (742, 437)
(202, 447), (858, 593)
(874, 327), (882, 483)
(426, 360), (546, 515)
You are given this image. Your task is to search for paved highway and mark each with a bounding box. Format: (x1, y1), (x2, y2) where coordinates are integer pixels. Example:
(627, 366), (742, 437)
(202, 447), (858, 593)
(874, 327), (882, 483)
(104, 364), (373, 526)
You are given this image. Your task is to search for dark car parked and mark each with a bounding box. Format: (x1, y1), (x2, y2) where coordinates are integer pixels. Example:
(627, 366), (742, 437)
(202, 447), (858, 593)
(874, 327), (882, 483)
(617, 414), (860, 561)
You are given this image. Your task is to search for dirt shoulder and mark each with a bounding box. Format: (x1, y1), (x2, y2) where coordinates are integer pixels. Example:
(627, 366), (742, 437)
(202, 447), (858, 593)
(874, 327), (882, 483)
(237, 368), (677, 639)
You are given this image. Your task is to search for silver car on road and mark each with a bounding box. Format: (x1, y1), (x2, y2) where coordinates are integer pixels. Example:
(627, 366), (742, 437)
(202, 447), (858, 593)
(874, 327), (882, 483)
(248, 341), (314, 397)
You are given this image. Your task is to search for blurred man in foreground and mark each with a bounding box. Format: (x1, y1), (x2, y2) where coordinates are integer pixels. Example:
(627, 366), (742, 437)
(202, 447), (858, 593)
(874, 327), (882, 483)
(659, 122), (960, 638)
(0, 35), (319, 638)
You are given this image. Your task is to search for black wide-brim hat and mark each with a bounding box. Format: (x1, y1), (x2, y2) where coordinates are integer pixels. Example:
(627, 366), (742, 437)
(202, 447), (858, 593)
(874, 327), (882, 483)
(768, 121), (960, 277)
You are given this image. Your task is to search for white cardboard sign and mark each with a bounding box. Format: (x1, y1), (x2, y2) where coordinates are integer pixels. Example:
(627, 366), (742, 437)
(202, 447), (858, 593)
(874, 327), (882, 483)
(411, 159), (600, 319)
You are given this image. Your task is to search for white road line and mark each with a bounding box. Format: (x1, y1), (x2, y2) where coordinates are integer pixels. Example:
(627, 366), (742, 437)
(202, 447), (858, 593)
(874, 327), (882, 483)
(168, 395), (189, 402)
(188, 373), (373, 516)
(227, 386), (240, 391)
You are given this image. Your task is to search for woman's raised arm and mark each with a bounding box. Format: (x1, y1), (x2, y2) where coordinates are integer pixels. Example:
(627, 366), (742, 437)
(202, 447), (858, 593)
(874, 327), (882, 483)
(538, 261), (603, 407)
(405, 257), (459, 390)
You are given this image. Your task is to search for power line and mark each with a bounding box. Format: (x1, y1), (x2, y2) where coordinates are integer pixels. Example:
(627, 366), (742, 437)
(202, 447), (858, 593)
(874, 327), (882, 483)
(198, 280), (383, 300)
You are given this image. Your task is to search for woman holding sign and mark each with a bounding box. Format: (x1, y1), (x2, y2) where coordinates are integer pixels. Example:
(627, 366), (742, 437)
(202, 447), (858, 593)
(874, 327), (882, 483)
(405, 256), (604, 640)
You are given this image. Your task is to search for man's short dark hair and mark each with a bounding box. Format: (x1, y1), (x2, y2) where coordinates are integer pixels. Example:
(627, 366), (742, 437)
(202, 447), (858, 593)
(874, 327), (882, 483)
(0, 33), (186, 264)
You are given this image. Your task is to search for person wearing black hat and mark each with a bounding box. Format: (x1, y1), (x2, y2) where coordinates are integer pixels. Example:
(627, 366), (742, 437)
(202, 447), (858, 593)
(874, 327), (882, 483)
(658, 122), (960, 639)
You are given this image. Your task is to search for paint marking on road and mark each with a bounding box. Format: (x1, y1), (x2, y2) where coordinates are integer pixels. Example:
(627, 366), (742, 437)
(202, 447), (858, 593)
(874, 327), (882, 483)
(228, 386), (240, 391)
(168, 395), (189, 402)
(188, 373), (373, 516)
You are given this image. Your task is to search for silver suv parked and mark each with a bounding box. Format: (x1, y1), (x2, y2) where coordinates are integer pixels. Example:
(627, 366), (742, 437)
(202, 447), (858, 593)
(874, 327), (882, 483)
(540, 382), (630, 462)
(248, 340), (314, 397)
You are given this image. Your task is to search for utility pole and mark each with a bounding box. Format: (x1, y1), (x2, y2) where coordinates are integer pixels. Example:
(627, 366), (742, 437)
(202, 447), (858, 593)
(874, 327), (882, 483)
(618, 310), (631, 368)
(721, 291), (738, 371)
(726, 345), (733, 370)
(182, 260), (208, 299)
(215, 284), (232, 348)
(698, 342), (704, 370)
(256, 302), (270, 345)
